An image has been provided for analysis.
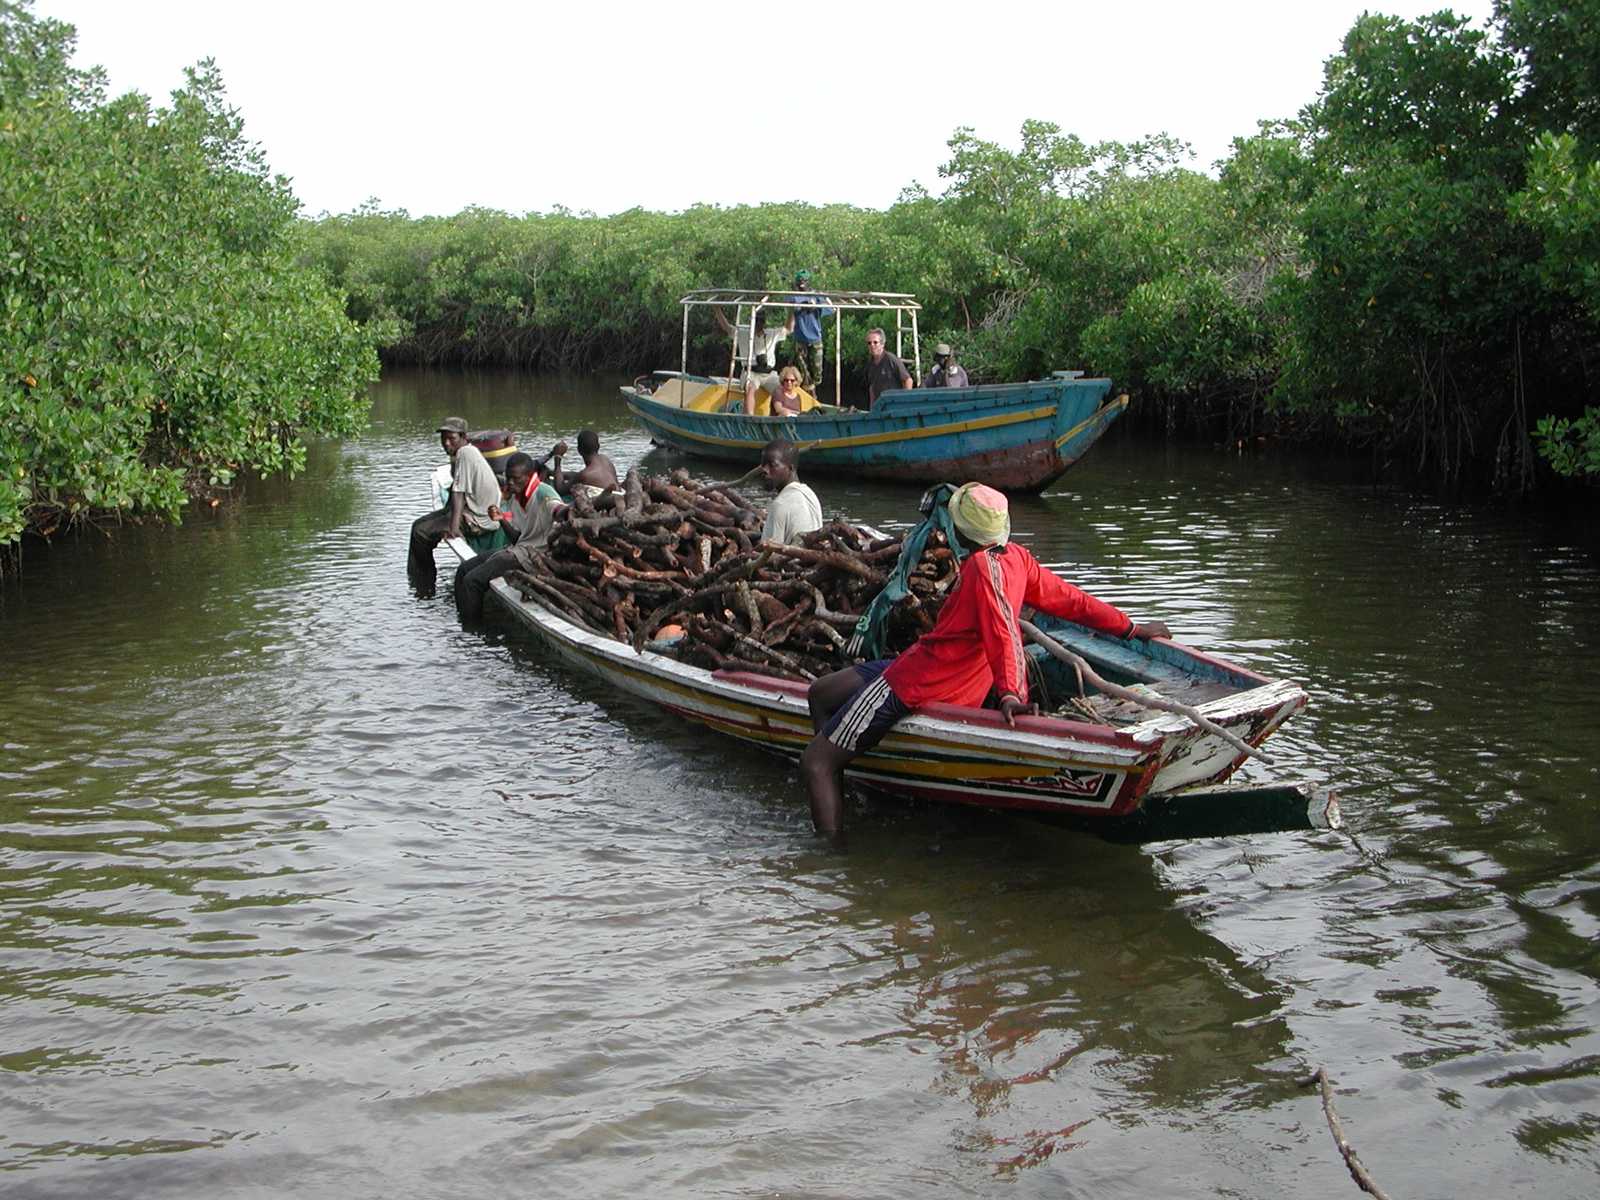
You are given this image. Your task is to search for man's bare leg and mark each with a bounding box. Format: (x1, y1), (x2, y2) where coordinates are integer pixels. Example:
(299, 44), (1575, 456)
(800, 733), (855, 836)
(807, 667), (863, 732)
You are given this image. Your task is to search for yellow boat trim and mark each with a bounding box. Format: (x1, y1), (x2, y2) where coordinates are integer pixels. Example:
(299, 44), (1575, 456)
(1054, 394), (1128, 449)
(630, 399), (1059, 452)
(565, 638), (1130, 772)
(691, 710), (1116, 779)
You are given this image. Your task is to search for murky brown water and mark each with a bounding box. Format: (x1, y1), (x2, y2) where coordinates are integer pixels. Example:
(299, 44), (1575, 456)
(3, 368), (1598, 1197)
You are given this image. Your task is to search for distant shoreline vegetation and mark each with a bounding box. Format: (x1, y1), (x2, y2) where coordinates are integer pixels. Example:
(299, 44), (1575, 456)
(6, 1), (1599, 565)
(300, 2), (1600, 498)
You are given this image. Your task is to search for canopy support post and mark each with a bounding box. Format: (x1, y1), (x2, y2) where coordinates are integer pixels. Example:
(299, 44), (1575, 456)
(834, 305), (843, 406)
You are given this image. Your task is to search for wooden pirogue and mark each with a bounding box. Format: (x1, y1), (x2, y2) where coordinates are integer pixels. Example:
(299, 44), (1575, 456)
(621, 288), (1128, 491)
(438, 469), (1338, 843)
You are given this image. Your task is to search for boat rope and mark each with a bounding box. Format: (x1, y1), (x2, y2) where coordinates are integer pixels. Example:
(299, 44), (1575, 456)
(1019, 620), (1271, 763)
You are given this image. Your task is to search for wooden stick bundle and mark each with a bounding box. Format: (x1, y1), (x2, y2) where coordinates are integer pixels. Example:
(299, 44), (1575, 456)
(504, 467), (930, 681)
(503, 470), (1254, 743)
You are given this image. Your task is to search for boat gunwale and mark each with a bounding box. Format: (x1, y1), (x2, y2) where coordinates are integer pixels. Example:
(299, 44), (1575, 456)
(624, 373), (1114, 424)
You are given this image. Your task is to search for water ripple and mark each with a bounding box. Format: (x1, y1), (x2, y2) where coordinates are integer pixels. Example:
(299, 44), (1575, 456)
(2, 375), (1597, 1196)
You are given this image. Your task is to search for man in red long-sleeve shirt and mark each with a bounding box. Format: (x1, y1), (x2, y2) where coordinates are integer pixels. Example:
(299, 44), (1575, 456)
(799, 483), (1171, 837)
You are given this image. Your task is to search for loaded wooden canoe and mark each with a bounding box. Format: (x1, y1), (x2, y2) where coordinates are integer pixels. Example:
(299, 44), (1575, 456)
(440, 530), (1338, 842)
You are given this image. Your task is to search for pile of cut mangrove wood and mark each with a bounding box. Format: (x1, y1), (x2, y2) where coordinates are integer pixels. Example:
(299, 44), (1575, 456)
(502, 468), (955, 681)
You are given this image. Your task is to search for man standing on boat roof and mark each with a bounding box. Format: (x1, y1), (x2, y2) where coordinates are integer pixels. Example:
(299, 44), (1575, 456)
(920, 342), (970, 389)
(757, 438), (822, 546)
(798, 483), (1172, 837)
(863, 328), (912, 410)
(787, 270), (834, 395)
(407, 417), (501, 596)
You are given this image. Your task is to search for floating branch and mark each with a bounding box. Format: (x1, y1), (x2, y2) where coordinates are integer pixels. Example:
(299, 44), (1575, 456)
(1298, 1066), (1393, 1200)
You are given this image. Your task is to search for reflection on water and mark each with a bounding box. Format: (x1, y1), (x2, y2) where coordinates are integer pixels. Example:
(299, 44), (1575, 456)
(1, 368), (1597, 1197)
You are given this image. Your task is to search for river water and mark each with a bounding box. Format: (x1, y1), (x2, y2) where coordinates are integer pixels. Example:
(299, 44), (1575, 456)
(3, 369), (1598, 1198)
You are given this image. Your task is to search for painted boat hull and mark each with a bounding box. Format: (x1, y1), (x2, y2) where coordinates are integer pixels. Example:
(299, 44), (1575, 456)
(449, 535), (1321, 834)
(622, 375), (1128, 491)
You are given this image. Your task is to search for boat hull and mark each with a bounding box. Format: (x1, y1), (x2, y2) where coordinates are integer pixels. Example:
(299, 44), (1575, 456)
(623, 375), (1128, 491)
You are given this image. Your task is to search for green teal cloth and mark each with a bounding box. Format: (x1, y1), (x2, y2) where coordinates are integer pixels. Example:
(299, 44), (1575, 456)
(847, 484), (967, 660)
(465, 525), (511, 555)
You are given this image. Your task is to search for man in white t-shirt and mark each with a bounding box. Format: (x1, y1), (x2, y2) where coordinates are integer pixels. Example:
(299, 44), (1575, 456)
(758, 438), (822, 546)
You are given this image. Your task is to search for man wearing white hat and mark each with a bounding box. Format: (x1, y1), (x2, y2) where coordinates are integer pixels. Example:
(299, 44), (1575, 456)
(798, 482), (1171, 836)
(920, 342), (969, 388)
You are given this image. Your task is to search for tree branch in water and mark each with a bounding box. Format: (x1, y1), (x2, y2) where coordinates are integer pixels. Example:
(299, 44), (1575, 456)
(1297, 1066), (1393, 1200)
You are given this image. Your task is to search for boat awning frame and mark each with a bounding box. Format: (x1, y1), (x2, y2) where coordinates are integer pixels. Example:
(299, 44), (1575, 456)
(678, 287), (924, 397)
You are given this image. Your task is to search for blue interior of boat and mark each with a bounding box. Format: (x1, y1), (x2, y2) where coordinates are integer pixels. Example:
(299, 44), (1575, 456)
(1027, 614), (1252, 702)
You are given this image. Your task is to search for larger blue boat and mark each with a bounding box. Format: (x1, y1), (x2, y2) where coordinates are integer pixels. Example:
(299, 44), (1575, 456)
(620, 288), (1128, 491)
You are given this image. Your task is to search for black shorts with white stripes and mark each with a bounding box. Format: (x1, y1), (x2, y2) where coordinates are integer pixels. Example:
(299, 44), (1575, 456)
(821, 660), (912, 753)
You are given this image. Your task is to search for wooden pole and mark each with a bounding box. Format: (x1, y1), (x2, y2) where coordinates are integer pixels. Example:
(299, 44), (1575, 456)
(701, 464), (764, 495)
(834, 306), (842, 403)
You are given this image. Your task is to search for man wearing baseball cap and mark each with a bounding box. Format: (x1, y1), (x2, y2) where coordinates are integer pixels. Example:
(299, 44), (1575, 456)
(407, 417), (502, 595)
(799, 483), (1171, 836)
(920, 342), (970, 388)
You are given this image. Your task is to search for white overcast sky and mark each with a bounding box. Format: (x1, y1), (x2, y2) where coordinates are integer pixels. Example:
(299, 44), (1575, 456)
(38, 0), (1496, 218)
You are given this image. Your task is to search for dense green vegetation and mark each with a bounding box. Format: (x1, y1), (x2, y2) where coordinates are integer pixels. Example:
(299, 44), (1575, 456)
(6, 0), (1597, 540)
(302, 1), (1600, 494)
(1, 1), (378, 552)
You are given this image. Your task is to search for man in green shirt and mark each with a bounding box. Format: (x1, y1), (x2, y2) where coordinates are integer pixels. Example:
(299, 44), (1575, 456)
(453, 452), (565, 623)
(408, 417), (501, 595)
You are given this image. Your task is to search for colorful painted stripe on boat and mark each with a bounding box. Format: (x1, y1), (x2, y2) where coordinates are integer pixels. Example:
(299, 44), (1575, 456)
(1054, 394), (1129, 449)
(626, 399), (1060, 452)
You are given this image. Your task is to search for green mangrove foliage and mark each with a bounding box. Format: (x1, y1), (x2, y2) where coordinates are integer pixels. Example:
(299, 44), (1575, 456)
(296, 1), (1598, 493)
(1514, 132), (1600, 478)
(302, 129), (1266, 425)
(308, 201), (882, 375)
(0, 1), (378, 548)
(1233, 1), (1600, 486)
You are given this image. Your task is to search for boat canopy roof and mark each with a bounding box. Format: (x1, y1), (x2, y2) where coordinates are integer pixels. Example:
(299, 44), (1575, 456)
(678, 287), (921, 314)
(677, 287), (925, 386)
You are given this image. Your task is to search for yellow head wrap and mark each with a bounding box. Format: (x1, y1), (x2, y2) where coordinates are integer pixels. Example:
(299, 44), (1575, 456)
(948, 482), (1010, 546)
